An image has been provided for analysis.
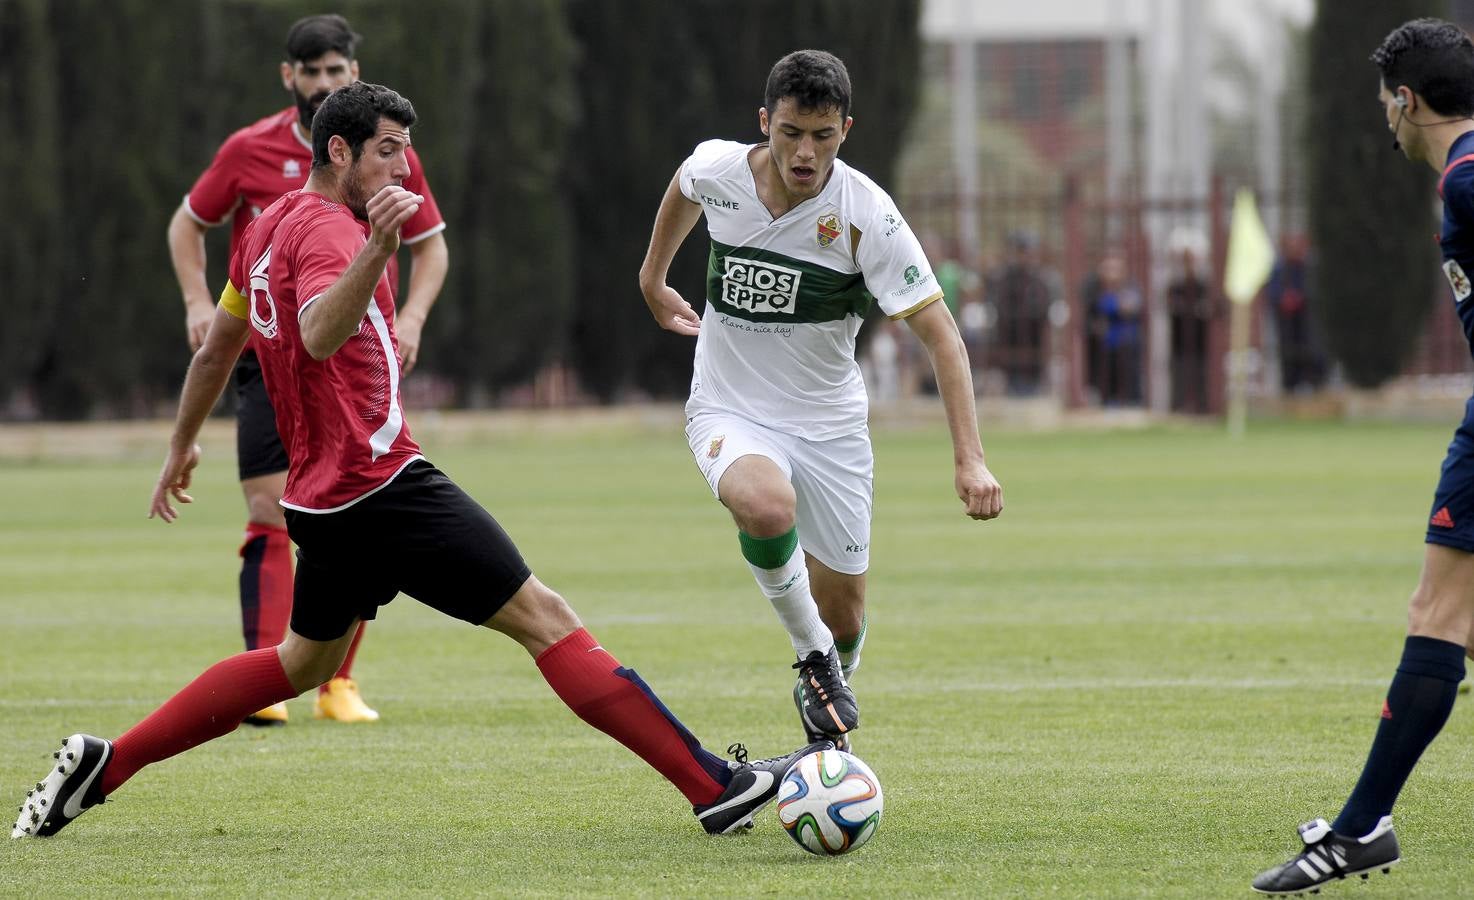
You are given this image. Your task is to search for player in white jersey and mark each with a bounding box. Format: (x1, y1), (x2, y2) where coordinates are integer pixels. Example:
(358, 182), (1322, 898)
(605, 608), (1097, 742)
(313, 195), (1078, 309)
(638, 49), (1003, 749)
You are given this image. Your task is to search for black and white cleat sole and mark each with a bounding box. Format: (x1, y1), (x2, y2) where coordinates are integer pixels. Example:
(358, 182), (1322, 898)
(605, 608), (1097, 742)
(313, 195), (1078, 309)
(11, 734), (111, 838)
(1253, 859), (1401, 896)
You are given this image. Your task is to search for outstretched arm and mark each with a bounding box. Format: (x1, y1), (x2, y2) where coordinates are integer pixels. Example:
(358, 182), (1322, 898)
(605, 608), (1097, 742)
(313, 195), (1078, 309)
(637, 168), (704, 335)
(149, 304), (252, 522)
(902, 300), (1003, 521)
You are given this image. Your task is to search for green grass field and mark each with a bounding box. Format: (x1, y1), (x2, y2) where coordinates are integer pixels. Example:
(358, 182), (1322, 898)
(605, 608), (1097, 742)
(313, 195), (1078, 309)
(3, 417), (1474, 897)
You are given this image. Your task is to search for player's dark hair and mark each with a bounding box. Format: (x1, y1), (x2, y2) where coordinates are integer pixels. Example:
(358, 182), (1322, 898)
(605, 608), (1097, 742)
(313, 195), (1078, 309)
(765, 49), (851, 120)
(1372, 18), (1474, 117)
(285, 13), (361, 63)
(311, 82), (416, 169)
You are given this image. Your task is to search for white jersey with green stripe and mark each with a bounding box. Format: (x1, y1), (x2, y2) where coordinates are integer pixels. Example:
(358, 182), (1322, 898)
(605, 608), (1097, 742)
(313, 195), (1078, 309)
(680, 139), (942, 441)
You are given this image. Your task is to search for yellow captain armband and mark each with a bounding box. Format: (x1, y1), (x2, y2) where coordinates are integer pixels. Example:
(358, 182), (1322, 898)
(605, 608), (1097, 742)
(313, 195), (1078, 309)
(219, 280), (248, 320)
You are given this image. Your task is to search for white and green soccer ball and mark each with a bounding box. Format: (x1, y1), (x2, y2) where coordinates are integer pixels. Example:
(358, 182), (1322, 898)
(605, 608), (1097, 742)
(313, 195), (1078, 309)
(776, 748), (883, 856)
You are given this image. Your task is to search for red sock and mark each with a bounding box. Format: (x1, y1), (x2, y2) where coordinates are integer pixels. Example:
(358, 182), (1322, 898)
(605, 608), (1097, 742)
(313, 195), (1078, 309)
(239, 523), (293, 650)
(324, 621), (367, 689)
(100, 648), (296, 796)
(535, 629), (730, 807)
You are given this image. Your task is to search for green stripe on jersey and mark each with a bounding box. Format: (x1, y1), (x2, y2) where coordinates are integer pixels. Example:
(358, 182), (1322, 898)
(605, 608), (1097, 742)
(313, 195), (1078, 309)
(705, 240), (873, 324)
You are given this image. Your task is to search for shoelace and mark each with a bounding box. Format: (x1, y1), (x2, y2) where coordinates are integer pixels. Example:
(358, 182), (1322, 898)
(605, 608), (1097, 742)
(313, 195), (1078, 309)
(1299, 837), (1350, 878)
(726, 741), (823, 770)
(793, 650), (844, 701)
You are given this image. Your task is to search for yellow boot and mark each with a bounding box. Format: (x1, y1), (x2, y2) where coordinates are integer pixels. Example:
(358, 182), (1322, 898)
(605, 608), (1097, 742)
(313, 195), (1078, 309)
(314, 678), (380, 723)
(243, 702), (288, 727)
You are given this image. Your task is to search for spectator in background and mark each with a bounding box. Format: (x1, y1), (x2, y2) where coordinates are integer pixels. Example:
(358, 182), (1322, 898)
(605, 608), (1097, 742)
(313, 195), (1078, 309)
(1166, 228), (1217, 414)
(957, 289), (989, 395)
(988, 231), (1054, 396)
(1267, 233), (1325, 394)
(1088, 254), (1143, 406)
(927, 237), (979, 318)
(862, 318), (902, 403)
(917, 236), (982, 397)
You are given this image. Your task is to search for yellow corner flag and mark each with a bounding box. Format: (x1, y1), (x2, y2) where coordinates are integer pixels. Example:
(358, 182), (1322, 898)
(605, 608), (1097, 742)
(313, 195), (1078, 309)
(1224, 188), (1275, 305)
(1223, 188), (1275, 437)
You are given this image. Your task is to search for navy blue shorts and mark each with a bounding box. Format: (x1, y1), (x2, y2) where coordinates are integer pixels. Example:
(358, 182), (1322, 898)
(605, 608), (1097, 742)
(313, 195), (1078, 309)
(1427, 396), (1474, 553)
(283, 461), (532, 641)
(234, 353), (290, 481)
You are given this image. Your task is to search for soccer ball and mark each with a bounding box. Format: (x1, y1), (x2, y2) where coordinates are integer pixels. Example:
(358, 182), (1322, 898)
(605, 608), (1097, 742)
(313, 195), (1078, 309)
(776, 748), (883, 856)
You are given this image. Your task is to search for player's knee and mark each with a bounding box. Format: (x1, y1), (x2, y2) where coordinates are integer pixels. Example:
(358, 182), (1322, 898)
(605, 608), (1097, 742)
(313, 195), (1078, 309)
(730, 491), (796, 536)
(244, 491), (286, 527)
(747, 507), (796, 537)
(720, 464), (796, 536)
(485, 576), (584, 654)
(275, 635), (341, 693)
(277, 650), (332, 694)
(531, 585), (582, 638)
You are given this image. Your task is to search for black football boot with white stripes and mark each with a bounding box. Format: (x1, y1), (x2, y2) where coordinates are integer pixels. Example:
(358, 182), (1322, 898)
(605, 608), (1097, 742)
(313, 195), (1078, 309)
(1252, 816), (1400, 895)
(11, 734), (112, 838)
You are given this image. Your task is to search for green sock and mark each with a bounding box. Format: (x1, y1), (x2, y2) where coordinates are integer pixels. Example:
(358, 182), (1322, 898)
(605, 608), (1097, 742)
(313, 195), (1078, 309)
(738, 527), (833, 656)
(738, 527), (799, 569)
(835, 614), (867, 677)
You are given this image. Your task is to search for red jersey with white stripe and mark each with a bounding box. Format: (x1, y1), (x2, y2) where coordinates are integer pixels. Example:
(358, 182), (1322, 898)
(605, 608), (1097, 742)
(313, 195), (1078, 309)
(228, 190), (423, 512)
(184, 106), (445, 263)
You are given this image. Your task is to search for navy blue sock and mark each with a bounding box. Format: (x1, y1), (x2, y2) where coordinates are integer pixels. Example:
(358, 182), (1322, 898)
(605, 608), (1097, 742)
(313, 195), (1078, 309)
(1332, 636), (1465, 836)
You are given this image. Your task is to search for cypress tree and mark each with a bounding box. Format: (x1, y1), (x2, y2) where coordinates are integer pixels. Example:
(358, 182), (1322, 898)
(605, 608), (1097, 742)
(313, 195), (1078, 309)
(1307, 0), (1445, 388)
(1, 0), (917, 415)
(564, 0), (923, 400)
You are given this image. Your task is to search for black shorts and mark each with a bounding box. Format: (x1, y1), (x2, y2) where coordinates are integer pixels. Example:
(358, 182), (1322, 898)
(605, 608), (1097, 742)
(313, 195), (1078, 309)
(282, 461), (532, 641)
(1427, 395), (1474, 553)
(235, 353), (290, 481)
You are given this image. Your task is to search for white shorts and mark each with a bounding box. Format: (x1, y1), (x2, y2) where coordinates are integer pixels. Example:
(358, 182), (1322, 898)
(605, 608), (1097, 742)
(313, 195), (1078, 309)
(685, 411), (873, 575)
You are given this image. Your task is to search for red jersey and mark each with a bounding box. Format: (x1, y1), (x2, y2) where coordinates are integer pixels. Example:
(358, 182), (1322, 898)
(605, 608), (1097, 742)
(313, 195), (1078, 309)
(184, 106), (445, 263)
(226, 190), (423, 513)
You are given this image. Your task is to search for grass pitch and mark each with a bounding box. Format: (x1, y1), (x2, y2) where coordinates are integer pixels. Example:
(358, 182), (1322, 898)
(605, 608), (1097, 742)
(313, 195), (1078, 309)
(2, 417), (1473, 897)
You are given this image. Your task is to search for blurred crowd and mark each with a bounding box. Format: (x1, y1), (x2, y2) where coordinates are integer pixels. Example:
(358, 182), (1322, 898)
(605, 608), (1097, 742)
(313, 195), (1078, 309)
(864, 230), (1328, 412)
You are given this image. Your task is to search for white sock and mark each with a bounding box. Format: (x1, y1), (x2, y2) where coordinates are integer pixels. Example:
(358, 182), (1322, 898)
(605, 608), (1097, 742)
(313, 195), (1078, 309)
(748, 547), (832, 657)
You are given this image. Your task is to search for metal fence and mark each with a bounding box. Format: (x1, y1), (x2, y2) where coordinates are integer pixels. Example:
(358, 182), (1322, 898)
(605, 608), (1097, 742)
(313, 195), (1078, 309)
(901, 176), (1472, 413)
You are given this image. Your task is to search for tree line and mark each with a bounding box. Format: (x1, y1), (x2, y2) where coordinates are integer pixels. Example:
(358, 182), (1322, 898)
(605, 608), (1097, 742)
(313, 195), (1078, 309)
(0, 0), (922, 418)
(1307, 0), (1444, 387)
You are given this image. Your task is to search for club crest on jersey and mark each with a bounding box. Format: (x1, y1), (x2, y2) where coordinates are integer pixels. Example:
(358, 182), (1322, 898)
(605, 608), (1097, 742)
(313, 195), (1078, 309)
(721, 257), (802, 315)
(283, 159), (301, 179)
(707, 436), (725, 459)
(817, 214), (842, 248)
(1445, 259), (1472, 303)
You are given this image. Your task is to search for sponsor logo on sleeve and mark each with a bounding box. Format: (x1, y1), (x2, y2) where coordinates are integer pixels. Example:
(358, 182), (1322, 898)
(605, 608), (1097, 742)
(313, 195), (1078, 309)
(1445, 258), (1472, 302)
(894, 264), (936, 298)
(883, 213), (902, 236)
(817, 214), (842, 247)
(721, 257), (802, 315)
